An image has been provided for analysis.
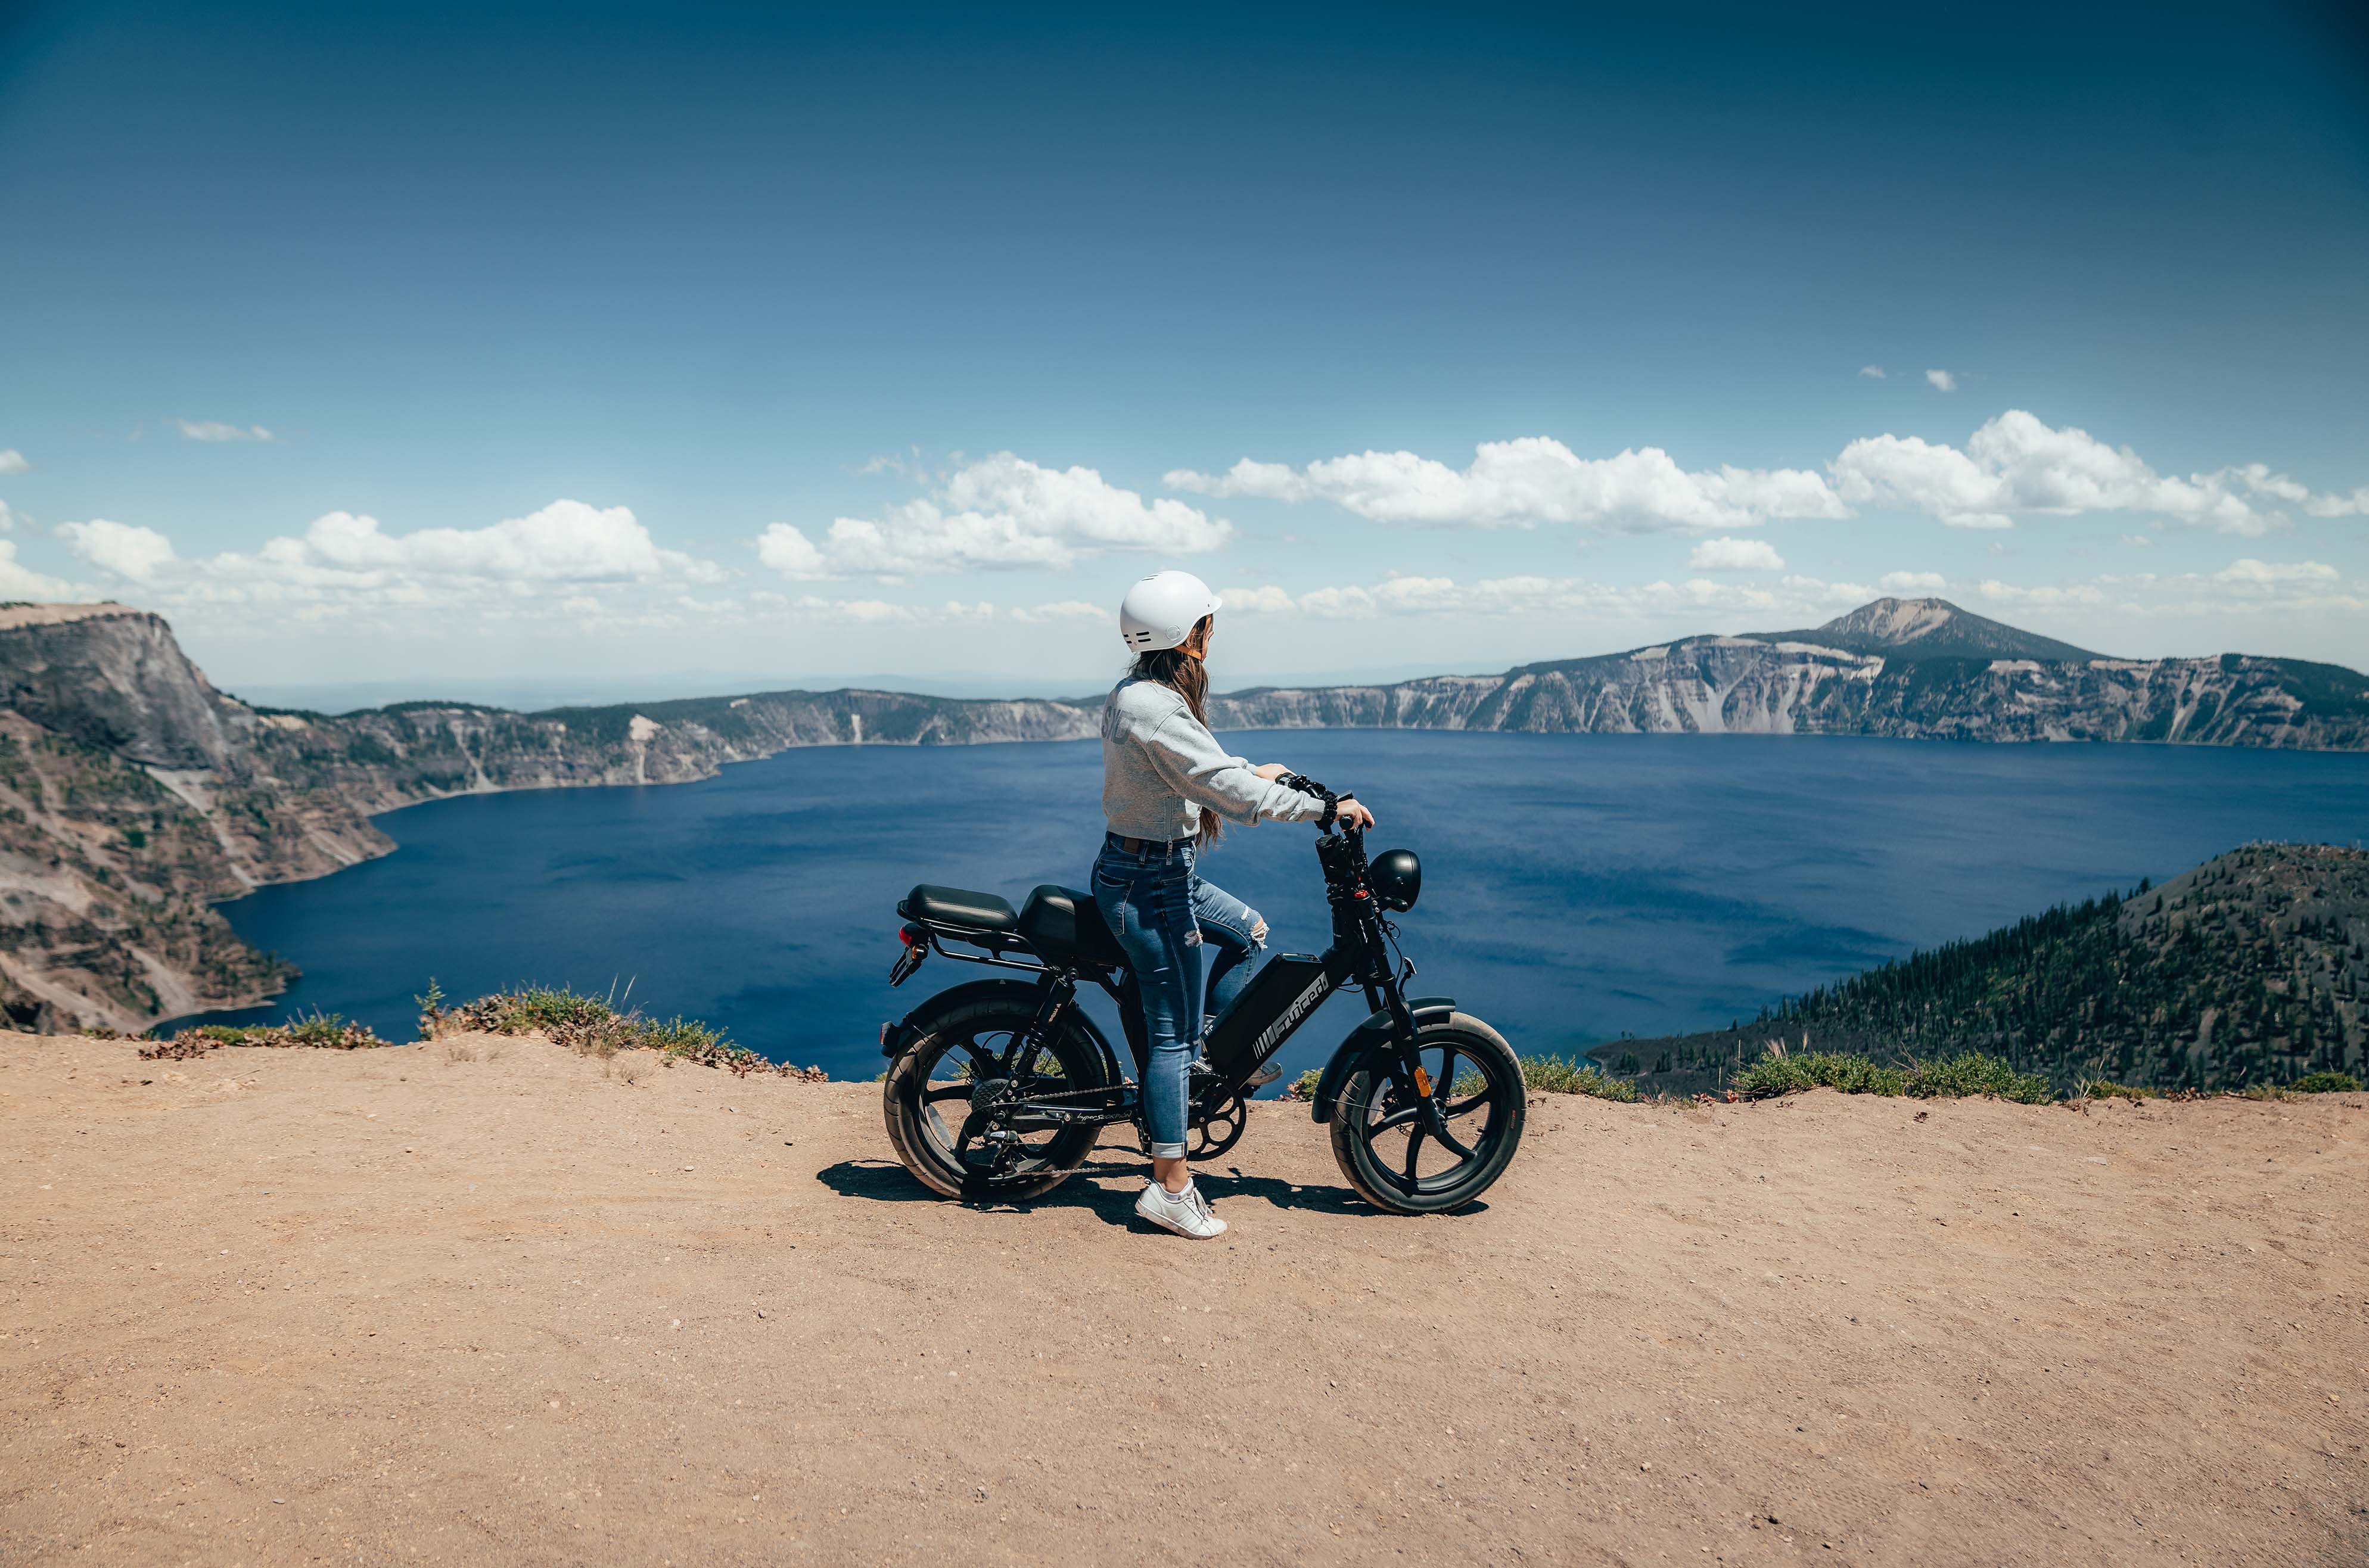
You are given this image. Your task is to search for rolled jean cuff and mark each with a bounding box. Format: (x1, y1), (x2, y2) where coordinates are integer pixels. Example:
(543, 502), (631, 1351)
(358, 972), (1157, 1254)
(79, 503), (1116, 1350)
(1148, 1140), (1186, 1159)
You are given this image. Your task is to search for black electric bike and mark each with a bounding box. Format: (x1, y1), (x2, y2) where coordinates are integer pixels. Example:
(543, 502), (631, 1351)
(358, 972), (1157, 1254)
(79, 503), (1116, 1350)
(876, 776), (1525, 1215)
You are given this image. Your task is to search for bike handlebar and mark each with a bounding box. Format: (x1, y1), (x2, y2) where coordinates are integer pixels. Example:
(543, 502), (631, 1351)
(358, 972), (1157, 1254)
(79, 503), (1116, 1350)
(1279, 772), (1360, 835)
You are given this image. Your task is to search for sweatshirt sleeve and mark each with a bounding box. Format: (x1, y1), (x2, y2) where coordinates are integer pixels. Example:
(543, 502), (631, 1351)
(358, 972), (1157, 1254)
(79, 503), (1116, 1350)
(1138, 710), (1329, 826)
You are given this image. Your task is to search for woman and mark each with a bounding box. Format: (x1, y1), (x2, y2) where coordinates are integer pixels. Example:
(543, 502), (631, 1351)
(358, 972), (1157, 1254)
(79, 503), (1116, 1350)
(1095, 570), (1376, 1240)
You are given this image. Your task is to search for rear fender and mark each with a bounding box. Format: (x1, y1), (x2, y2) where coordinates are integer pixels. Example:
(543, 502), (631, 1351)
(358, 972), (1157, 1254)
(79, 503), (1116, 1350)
(879, 976), (1126, 1088)
(1307, 995), (1457, 1123)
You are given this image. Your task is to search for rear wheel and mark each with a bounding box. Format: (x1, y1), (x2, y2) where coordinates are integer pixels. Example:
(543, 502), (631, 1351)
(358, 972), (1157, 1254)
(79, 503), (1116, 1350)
(882, 993), (1108, 1200)
(1329, 1013), (1525, 1215)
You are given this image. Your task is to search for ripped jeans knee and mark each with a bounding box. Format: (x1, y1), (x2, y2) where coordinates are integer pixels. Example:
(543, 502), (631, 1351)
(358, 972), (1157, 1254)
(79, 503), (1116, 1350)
(1192, 876), (1266, 1024)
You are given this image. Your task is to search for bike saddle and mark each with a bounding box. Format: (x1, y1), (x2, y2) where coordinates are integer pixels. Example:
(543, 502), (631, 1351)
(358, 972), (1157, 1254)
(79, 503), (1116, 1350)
(1017, 885), (1128, 970)
(900, 884), (1020, 934)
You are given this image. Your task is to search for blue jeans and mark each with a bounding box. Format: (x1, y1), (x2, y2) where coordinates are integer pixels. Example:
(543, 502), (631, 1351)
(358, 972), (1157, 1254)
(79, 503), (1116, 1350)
(1192, 876), (1264, 1023)
(1091, 833), (1266, 1160)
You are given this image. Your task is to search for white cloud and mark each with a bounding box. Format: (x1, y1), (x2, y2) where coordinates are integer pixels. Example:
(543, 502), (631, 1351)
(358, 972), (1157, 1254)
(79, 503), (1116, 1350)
(1830, 431), (2015, 530)
(1783, 575), (1876, 606)
(1165, 439), (1847, 534)
(1977, 580), (2108, 606)
(174, 419), (275, 442)
(1688, 537), (1785, 571)
(57, 519), (177, 582)
(766, 453), (1228, 579)
(58, 500), (726, 611)
(0, 449), (27, 474)
(1876, 570), (1948, 593)
(0, 499), (17, 534)
(250, 501), (717, 584)
(756, 522), (829, 578)
(1008, 599), (1106, 624)
(1968, 561), (2362, 621)
(0, 540), (74, 599)
(1830, 410), (2349, 536)
(1925, 369), (1957, 392)
(2119, 533), (2155, 548)
(1858, 366), (1886, 379)
(1217, 584), (1297, 614)
(1226, 573), (1805, 622)
(783, 596), (997, 624)
(2215, 558), (2338, 586)
(747, 596), (1106, 626)
(1166, 412), (2362, 545)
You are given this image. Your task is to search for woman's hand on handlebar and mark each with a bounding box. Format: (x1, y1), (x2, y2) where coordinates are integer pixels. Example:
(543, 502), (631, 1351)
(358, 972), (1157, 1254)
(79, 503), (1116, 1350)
(1253, 762), (1292, 782)
(1335, 799), (1375, 830)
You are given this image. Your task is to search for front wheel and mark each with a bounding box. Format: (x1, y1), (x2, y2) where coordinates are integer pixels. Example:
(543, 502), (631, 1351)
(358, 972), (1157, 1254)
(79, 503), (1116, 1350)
(1328, 1012), (1526, 1215)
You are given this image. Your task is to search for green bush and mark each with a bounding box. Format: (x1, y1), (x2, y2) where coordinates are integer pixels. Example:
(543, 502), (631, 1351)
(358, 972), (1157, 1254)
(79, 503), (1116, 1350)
(139, 1010), (386, 1059)
(282, 1010), (359, 1047)
(1516, 1054), (1639, 1102)
(489, 985), (618, 1035)
(2076, 1078), (2158, 1100)
(1732, 1050), (1908, 1100)
(2289, 1070), (2361, 1094)
(1906, 1052), (2054, 1105)
(419, 982), (824, 1081)
(1733, 1048), (2050, 1103)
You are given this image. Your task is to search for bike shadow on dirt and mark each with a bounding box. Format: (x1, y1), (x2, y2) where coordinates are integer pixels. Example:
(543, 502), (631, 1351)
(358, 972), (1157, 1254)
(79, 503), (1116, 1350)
(814, 1152), (1472, 1225)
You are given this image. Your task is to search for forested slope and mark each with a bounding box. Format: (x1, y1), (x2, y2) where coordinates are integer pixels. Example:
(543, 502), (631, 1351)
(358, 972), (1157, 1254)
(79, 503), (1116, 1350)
(1606, 843), (2369, 1095)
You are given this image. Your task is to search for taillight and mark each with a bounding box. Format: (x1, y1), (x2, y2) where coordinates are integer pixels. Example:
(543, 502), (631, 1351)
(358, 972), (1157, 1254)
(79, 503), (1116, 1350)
(898, 927), (914, 947)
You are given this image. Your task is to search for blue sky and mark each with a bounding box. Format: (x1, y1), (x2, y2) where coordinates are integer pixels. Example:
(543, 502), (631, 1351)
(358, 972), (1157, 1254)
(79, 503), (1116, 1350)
(2, 1), (2365, 698)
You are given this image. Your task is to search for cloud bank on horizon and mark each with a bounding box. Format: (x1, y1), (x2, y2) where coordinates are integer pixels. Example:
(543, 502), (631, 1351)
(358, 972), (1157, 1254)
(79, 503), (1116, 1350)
(19, 406), (2362, 660)
(1164, 410), (2368, 539)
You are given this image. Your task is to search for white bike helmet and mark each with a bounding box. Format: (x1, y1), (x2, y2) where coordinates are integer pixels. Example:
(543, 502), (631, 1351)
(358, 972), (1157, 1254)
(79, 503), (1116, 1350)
(1118, 570), (1221, 653)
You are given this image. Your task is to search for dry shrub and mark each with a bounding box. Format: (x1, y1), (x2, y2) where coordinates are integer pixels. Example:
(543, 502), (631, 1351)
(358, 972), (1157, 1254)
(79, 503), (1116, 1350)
(140, 1013), (388, 1060)
(417, 980), (825, 1081)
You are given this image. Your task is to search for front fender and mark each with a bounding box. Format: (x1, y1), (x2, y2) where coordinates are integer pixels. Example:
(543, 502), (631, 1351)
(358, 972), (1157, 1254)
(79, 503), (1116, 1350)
(1307, 995), (1456, 1122)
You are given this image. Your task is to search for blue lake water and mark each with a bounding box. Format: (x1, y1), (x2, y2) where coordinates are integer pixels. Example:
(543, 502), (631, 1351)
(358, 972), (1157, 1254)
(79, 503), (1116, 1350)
(189, 732), (2369, 1088)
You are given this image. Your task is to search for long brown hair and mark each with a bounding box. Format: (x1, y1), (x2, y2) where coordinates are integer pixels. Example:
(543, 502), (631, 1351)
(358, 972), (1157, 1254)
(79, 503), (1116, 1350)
(1129, 615), (1220, 847)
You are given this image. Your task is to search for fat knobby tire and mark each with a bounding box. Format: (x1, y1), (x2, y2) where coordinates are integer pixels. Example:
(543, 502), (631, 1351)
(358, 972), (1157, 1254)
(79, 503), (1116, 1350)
(882, 994), (1106, 1202)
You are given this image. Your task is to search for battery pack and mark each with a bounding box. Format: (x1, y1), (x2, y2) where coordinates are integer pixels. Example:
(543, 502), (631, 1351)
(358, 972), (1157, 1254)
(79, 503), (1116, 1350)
(1203, 954), (1336, 1080)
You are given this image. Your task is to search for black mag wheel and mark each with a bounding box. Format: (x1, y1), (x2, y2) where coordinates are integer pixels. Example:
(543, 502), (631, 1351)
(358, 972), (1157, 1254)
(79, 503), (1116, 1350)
(882, 995), (1108, 1200)
(1329, 1013), (1527, 1215)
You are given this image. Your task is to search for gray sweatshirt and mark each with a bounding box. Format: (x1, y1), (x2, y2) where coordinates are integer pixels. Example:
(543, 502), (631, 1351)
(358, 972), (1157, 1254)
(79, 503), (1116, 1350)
(1100, 676), (1328, 841)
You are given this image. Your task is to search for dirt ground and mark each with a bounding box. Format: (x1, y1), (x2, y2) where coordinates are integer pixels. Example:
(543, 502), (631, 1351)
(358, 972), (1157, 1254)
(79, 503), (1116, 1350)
(2, 1032), (2364, 1567)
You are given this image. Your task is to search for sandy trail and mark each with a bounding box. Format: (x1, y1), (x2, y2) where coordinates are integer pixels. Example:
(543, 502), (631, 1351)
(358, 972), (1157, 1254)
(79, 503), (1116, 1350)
(1, 1031), (2363, 1567)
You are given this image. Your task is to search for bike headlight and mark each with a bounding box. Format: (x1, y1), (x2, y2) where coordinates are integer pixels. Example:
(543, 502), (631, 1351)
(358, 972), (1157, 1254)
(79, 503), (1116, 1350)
(1370, 848), (1422, 912)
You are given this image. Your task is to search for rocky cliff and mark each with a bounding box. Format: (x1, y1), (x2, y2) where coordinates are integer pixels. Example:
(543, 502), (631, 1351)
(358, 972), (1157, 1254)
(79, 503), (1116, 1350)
(3, 597), (2364, 1032)
(0, 604), (1092, 1031)
(1210, 601), (2369, 748)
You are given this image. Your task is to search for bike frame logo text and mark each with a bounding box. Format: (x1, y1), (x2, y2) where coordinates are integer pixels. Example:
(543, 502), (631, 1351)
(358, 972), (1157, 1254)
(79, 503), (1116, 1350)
(1253, 975), (1333, 1061)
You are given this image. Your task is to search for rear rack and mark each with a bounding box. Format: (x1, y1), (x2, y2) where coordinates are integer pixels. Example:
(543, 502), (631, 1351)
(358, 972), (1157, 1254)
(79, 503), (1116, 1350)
(894, 899), (1050, 974)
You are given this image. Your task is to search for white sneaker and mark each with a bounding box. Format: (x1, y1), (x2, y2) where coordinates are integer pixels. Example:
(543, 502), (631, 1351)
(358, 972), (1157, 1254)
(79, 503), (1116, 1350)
(1135, 1179), (1227, 1239)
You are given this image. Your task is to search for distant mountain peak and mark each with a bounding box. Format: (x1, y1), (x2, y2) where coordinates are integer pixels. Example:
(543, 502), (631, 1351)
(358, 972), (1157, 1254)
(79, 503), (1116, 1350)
(1760, 597), (2100, 663)
(1816, 596), (1968, 645)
